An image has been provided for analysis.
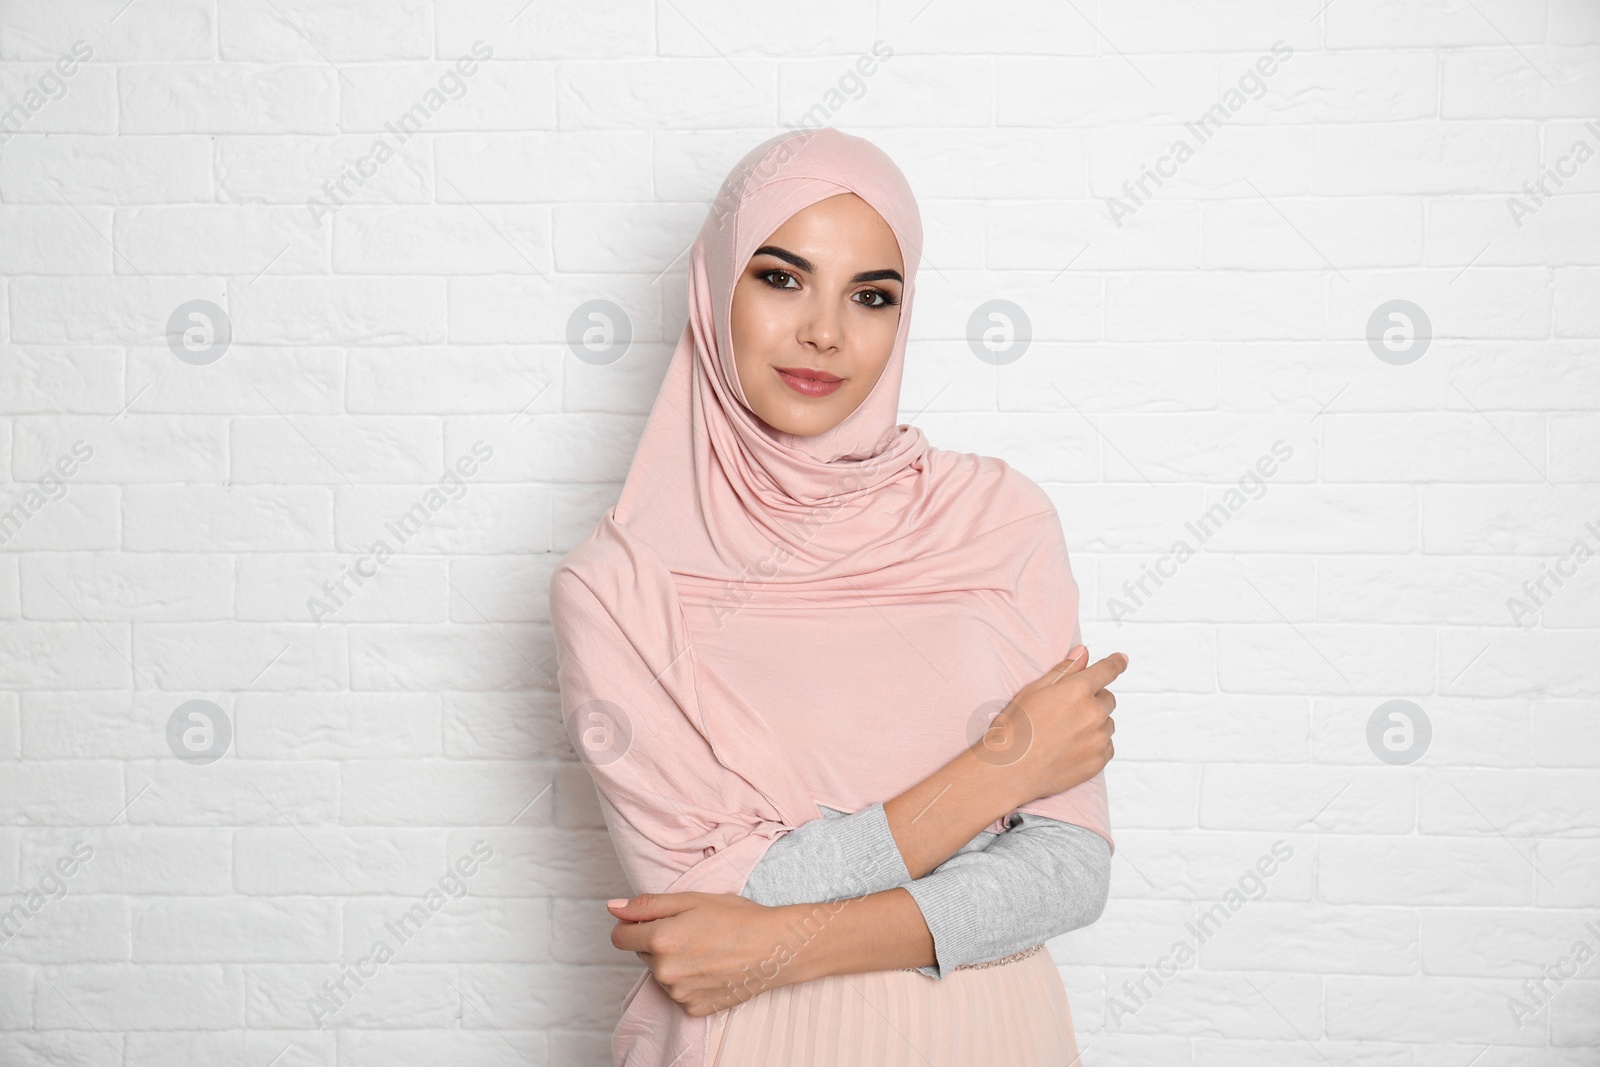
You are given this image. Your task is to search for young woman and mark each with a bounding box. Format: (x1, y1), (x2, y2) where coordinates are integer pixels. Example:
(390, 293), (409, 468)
(550, 127), (1126, 1067)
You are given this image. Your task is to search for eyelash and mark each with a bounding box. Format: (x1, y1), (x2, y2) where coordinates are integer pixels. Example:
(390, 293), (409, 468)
(758, 269), (900, 310)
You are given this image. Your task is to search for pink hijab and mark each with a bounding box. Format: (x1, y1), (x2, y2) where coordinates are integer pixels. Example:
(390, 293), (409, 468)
(549, 127), (1111, 1067)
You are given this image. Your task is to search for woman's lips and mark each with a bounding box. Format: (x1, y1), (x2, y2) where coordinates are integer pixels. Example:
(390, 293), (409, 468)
(774, 366), (844, 398)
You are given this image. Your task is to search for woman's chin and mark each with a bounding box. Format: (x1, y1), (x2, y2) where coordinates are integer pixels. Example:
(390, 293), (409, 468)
(749, 401), (847, 439)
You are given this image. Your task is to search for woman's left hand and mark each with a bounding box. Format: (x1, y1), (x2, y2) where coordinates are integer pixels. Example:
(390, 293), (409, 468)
(606, 892), (801, 1017)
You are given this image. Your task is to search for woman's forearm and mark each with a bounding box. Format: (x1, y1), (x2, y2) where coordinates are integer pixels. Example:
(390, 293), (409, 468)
(879, 645), (1098, 879)
(881, 742), (1031, 880)
(775, 886), (937, 983)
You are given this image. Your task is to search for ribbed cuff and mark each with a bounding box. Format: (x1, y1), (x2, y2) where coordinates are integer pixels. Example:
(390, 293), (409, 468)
(902, 868), (984, 979)
(833, 800), (913, 897)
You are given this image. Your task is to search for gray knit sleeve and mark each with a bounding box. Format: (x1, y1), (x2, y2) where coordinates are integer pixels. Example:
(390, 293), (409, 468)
(739, 802), (1111, 982)
(739, 801), (913, 907)
(901, 812), (1111, 979)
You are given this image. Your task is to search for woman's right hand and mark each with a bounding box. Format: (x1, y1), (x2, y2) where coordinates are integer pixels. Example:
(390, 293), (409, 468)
(973, 645), (1127, 803)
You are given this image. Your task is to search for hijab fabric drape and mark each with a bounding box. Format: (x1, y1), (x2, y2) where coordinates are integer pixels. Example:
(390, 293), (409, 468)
(548, 126), (1112, 1067)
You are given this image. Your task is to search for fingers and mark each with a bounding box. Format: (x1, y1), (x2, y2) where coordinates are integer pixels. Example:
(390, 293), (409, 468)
(612, 919), (653, 953)
(1041, 644), (1089, 686)
(608, 891), (707, 953)
(609, 892), (687, 916)
(607, 895), (645, 920)
(607, 891), (693, 924)
(1078, 652), (1130, 691)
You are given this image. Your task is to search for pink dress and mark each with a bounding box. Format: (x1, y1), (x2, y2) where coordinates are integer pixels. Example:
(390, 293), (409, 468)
(704, 944), (1082, 1066)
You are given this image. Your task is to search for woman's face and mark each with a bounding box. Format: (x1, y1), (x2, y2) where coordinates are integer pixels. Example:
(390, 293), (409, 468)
(730, 193), (905, 438)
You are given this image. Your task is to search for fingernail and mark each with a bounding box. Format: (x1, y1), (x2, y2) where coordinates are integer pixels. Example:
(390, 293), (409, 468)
(607, 898), (629, 908)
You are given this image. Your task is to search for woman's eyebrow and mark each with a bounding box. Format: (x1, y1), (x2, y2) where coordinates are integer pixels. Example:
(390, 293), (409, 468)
(752, 244), (903, 285)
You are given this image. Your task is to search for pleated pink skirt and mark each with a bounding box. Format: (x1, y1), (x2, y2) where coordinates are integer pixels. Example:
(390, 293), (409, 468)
(704, 944), (1082, 1066)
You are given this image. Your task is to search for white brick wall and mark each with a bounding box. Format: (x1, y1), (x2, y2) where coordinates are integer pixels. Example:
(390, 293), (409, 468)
(1, 1), (1596, 1064)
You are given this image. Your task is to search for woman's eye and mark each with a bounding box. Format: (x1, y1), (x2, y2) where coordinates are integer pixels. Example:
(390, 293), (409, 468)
(759, 271), (897, 309)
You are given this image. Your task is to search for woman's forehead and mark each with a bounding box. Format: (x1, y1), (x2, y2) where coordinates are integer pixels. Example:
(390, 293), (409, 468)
(753, 198), (905, 271)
